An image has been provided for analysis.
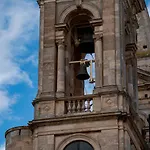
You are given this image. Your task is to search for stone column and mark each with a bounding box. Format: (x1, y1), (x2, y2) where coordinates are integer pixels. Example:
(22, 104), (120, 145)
(128, 63), (133, 98)
(90, 19), (103, 91)
(37, 1), (44, 97)
(55, 24), (68, 97)
(56, 40), (65, 97)
(125, 43), (138, 111)
(94, 31), (103, 88)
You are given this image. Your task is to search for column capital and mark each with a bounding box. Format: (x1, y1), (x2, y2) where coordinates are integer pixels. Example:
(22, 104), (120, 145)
(55, 23), (68, 43)
(90, 18), (103, 27)
(56, 39), (65, 46)
(55, 23), (69, 33)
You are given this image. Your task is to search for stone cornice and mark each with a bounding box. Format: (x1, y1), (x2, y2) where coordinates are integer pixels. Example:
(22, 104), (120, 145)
(37, 0), (56, 6)
(32, 86), (125, 106)
(29, 111), (127, 129)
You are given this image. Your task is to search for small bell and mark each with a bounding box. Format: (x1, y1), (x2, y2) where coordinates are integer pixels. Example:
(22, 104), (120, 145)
(76, 63), (90, 80)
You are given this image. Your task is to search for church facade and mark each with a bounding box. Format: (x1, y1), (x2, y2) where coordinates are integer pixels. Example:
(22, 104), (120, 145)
(5, 0), (150, 150)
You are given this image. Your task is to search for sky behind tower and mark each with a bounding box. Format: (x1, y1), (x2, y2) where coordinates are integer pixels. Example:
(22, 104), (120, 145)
(0, 0), (150, 150)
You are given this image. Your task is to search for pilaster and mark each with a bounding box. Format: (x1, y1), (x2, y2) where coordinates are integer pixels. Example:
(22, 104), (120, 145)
(37, 0), (57, 98)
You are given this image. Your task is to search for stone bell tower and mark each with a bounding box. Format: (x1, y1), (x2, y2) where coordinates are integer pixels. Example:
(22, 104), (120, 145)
(5, 0), (150, 150)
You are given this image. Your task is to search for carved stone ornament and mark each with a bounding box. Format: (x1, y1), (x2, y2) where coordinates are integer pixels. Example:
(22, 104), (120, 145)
(106, 98), (113, 105)
(43, 105), (50, 112)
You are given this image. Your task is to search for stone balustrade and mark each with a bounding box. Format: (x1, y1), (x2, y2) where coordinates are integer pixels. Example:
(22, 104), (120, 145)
(33, 90), (134, 119)
(66, 98), (93, 114)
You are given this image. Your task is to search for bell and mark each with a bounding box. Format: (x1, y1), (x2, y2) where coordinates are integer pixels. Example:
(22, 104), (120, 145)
(78, 28), (94, 53)
(76, 63), (90, 80)
(79, 37), (94, 53)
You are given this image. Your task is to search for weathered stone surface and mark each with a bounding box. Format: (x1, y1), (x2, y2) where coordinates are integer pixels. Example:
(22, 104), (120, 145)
(5, 0), (150, 150)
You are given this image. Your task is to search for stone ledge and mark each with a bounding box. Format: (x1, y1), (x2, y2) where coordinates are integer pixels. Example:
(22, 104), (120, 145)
(5, 126), (30, 138)
(33, 85), (126, 106)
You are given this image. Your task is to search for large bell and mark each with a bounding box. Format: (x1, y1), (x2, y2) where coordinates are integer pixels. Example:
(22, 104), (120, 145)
(78, 28), (94, 53)
(76, 63), (90, 80)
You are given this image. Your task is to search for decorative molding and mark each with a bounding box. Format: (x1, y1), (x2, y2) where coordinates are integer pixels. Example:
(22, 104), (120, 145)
(56, 39), (65, 46)
(59, 3), (100, 23)
(55, 23), (68, 43)
(90, 19), (103, 42)
(55, 23), (69, 32)
(56, 133), (101, 150)
(90, 19), (103, 27)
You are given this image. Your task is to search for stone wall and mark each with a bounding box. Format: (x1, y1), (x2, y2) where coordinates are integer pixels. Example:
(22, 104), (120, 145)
(137, 8), (150, 52)
(32, 118), (120, 150)
(5, 126), (32, 150)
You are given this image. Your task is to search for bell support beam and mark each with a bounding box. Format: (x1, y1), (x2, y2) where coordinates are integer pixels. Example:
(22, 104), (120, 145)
(55, 24), (68, 97)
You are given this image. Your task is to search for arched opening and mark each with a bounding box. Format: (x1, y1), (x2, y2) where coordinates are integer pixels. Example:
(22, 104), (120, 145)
(64, 140), (94, 150)
(65, 9), (95, 96)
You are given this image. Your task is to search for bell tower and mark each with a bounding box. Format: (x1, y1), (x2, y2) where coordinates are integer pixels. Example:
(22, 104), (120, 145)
(32, 0), (148, 149)
(5, 0), (150, 150)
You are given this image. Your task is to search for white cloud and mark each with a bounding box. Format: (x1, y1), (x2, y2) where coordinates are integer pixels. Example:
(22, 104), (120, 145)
(147, 7), (150, 15)
(0, 0), (39, 119)
(0, 143), (5, 150)
(0, 91), (16, 114)
(18, 53), (38, 67)
(147, 1), (150, 15)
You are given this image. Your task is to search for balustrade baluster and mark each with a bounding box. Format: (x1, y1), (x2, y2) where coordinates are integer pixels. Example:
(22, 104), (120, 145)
(68, 100), (72, 114)
(77, 100), (81, 112)
(87, 99), (91, 112)
(72, 100), (76, 113)
(90, 99), (93, 112)
(66, 98), (93, 114)
(82, 99), (86, 112)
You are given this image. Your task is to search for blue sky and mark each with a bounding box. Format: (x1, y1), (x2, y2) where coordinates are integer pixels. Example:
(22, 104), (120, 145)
(0, 0), (150, 150)
(0, 0), (39, 149)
